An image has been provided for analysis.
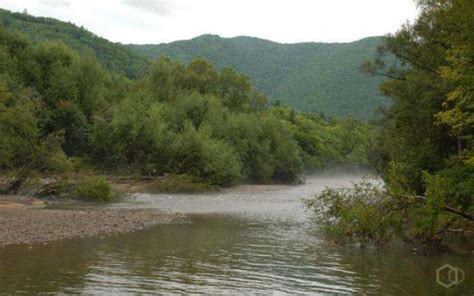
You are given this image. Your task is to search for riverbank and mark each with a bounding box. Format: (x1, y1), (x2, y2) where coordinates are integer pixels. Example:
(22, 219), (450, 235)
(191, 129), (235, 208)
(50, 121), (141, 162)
(0, 195), (182, 247)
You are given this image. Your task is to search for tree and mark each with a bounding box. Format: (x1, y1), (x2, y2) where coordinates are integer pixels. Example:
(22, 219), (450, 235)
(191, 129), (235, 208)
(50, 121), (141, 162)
(309, 0), (474, 249)
(217, 67), (251, 111)
(0, 85), (67, 193)
(365, 0), (474, 194)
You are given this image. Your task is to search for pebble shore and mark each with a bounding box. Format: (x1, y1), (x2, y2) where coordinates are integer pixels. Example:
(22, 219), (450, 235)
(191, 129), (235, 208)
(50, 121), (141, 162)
(0, 195), (181, 246)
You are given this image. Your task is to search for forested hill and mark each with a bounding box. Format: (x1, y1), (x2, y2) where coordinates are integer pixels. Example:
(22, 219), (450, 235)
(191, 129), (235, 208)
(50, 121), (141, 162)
(0, 7), (388, 118)
(127, 35), (389, 118)
(0, 8), (149, 78)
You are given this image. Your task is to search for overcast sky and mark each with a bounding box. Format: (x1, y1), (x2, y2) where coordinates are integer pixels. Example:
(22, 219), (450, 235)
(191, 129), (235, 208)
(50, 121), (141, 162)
(0, 0), (419, 44)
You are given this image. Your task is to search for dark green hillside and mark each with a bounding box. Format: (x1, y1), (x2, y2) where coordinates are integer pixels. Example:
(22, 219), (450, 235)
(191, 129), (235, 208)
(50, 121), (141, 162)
(127, 35), (389, 118)
(0, 8), (149, 78)
(0, 7), (389, 118)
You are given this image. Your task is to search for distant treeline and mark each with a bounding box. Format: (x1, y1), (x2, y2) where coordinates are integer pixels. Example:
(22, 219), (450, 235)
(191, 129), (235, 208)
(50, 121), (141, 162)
(0, 8), (149, 78)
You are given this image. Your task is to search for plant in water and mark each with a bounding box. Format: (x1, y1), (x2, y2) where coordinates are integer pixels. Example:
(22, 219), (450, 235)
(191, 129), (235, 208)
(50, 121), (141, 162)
(305, 178), (398, 245)
(306, 172), (474, 251)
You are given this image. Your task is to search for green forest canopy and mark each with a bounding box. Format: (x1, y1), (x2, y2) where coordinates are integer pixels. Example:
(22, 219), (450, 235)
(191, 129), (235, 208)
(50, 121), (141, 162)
(0, 8), (149, 78)
(0, 8), (388, 119)
(127, 35), (390, 119)
(0, 26), (374, 194)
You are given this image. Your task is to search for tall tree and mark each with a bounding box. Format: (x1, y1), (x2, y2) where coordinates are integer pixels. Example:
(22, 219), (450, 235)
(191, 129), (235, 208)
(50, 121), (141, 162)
(366, 0), (473, 193)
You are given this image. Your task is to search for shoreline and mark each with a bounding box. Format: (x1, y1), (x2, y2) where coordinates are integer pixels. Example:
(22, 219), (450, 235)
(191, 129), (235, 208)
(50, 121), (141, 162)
(0, 175), (300, 247)
(0, 195), (183, 247)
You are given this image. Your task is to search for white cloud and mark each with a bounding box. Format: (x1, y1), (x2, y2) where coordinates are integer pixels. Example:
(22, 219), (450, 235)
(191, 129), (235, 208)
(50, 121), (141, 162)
(0, 0), (419, 44)
(38, 0), (70, 8)
(121, 0), (172, 16)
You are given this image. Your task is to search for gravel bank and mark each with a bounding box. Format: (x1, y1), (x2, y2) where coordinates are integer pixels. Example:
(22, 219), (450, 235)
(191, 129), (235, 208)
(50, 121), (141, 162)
(0, 196), (182, 246)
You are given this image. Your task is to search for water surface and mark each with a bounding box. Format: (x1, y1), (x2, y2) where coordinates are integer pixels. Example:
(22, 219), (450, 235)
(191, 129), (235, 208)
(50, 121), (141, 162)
(1, 175), (472, 294)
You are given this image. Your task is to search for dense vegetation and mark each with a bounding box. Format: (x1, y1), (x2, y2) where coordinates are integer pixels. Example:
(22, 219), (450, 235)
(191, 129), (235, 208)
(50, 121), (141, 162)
(0, 8), (390, 119)
(0, 8), (149, 78)
(307, 0), (473, 251)
(128, 35), (389, 119)
(0, 27), (373, 198)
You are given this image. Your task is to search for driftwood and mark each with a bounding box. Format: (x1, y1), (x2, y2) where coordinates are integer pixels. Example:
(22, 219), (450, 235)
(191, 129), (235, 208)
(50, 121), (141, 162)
(447, 228), (474, 236)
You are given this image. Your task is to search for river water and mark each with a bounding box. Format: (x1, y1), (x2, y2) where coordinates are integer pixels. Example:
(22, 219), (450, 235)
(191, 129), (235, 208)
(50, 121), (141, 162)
(0, 174), (472, 294)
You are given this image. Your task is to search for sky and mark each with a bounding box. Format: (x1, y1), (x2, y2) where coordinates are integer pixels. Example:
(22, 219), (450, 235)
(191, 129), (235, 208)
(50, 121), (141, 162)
(0, 0), (419, 44)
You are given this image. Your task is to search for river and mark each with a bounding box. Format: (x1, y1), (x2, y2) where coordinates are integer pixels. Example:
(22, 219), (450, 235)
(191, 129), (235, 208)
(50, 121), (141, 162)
(0, 174), (472, 294)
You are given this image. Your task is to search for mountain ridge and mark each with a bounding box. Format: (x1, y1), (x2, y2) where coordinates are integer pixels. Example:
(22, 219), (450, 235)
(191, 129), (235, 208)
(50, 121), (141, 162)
(127, 33), (381, 47)
(126, 35), (388, 118)
(0, 7), (389, 118)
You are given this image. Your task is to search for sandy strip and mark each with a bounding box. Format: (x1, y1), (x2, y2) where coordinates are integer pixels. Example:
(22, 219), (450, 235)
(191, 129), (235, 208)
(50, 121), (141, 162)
(0, 196), (182, 246)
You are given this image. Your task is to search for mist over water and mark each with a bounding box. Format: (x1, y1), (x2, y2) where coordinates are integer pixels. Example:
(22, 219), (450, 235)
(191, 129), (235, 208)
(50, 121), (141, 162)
(0, 174), (472, 294)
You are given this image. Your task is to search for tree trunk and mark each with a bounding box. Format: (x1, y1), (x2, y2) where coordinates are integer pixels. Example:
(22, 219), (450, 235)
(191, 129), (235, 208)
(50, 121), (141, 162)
(6, 168), (30, 194)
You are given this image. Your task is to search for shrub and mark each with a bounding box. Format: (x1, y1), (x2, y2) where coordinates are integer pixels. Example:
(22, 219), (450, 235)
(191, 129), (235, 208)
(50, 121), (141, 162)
(172, 124), (241, 186)
(200, 135), (241, 186)
(72, 176), (115, 202)
(436, 163), (474, 211)
(306, 174), (473, 251)
(305, 178), (395, 245)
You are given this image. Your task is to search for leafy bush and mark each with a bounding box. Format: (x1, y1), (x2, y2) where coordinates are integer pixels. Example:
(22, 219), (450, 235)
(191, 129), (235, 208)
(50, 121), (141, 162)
(306, 172), (473, 251)
(71, 176), (115, 202)
(200, 134), (241, 186)
(436, 164), (474, 211)
(305, 179), (396, 245)
(172, 124), (241, 186)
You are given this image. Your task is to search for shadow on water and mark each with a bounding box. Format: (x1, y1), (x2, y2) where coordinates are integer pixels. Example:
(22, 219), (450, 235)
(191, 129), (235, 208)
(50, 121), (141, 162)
(1, 174), (473, 294)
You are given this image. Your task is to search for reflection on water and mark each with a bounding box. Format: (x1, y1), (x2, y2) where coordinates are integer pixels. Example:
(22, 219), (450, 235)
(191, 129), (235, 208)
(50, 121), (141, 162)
(1, 175), (473, 294)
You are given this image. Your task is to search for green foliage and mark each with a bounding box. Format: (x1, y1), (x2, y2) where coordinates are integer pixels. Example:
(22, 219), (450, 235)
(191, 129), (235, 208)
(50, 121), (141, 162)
(172, 126), (241, 186)
(306, 179), (396, 245)
(368, 0), (473, 193)
(435, 164), (474, 211)
(0, 81), (68, 192)
(269, 107), (374, 170)
(0, 8), (390, 119)
(36, 175), (116, 202)
(217, 111), (307, 183)
(128, 34), (389, 119)
(90, 92), (173, 174)
(71, 176), (115, 202)
(306, 175), (462, 248)
(0, 8), (149, 78)
(308, 0), (474, 251)
(0, 23), (376, 192)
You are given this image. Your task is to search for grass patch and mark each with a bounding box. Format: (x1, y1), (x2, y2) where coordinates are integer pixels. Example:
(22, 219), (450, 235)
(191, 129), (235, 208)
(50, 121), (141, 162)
(36, 175), (117, 202)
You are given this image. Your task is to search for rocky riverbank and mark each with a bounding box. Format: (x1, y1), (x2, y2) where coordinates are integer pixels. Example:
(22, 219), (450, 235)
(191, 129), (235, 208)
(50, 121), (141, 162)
(0, 195), (182, 246)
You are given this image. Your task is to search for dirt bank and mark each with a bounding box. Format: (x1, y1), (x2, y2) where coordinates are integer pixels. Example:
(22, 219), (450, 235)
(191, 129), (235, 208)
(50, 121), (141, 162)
(0, 195), (182, 247)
